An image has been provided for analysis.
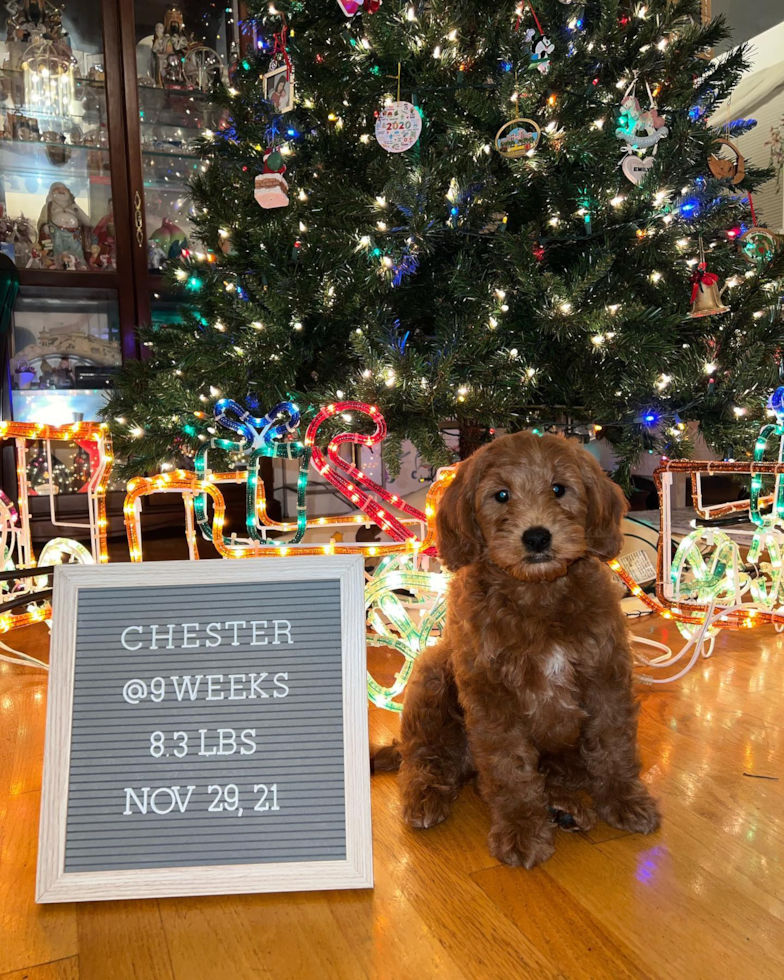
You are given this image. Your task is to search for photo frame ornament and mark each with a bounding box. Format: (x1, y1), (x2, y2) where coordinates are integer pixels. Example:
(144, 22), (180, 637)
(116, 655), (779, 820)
(263, 64), (295, 114)
(494, 117), (541, 159)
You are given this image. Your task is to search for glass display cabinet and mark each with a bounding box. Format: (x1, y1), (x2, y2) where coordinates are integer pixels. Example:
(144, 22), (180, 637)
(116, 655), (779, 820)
(0, 1), (247, 519)
(122, 0), (240, 330)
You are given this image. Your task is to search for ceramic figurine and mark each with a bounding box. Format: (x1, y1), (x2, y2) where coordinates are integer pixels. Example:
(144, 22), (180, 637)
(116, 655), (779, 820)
(37, 181), (90, 264)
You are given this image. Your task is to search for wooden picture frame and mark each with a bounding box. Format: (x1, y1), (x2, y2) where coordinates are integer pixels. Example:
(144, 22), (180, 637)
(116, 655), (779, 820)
(37, 557), (372, 903)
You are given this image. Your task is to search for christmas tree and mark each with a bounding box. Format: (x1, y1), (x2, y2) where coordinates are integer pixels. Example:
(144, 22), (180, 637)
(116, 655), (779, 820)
(106, 0), (784, 486)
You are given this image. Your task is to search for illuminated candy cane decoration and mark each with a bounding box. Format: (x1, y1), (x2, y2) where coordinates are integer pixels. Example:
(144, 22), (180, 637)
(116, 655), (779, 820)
(669, 527), (741, 640)
(746, 527), (783, 609)
(305, 401), (427, 544)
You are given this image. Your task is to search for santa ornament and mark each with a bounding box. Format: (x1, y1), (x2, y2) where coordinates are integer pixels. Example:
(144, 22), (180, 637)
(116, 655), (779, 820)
(254, 149), (289, 209)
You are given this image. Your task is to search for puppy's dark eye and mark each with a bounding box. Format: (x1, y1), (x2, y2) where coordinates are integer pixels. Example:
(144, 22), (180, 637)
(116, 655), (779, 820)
(494, 490), (510, 503)
(552, 483), (566, 498)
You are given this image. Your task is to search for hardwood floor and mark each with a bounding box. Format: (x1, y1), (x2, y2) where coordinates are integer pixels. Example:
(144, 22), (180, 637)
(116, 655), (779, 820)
(1, 556), (782, 979)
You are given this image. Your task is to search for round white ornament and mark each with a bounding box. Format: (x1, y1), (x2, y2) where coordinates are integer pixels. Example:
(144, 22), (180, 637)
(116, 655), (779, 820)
(375, 101), (422, 153)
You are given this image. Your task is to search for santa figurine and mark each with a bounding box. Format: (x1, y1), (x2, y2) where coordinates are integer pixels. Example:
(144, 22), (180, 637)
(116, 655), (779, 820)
(254, 149), (289, 209)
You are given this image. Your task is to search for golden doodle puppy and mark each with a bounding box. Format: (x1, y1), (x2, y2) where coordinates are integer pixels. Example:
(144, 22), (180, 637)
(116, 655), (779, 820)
(381, 431), (661, 868)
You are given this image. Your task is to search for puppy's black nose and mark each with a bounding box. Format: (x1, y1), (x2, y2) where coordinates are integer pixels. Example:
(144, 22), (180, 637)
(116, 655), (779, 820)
(522, 526), (552, 553)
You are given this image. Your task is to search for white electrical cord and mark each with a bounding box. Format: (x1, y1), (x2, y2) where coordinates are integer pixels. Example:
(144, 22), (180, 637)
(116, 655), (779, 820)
(632, 595), (762, 684)
(0, 637), (48, 670)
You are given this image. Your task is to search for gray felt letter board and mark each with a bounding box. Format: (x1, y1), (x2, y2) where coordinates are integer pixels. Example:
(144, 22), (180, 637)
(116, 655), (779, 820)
(37, 558), (373, 902)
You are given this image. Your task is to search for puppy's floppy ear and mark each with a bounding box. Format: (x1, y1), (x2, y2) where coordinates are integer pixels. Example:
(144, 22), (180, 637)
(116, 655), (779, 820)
(575, 448), (628, 561)
(435, 452), (486, 571)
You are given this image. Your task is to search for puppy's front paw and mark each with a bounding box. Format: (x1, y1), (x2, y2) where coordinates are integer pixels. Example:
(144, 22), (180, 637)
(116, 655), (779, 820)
(547, 792), (596, 833)
(400, 781), (455, 830)
(488, 819), (555, 868)
(597, 788), (661, 835)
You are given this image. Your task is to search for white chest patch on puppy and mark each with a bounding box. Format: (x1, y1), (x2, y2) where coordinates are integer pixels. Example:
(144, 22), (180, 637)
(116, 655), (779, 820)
(543, 644), (570, 678)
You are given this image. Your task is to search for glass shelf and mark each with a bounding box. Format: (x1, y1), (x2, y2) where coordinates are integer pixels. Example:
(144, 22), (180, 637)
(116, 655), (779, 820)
(0, 136), (109, 152)
(0, 3), (116, 273)
(133, 1), (238, 272)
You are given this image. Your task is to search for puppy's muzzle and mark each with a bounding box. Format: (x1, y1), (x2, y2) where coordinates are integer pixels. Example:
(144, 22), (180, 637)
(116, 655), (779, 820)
(522, 526), (552, 555)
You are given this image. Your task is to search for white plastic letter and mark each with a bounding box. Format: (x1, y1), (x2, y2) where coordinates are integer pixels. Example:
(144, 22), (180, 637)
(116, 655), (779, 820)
(120, 626), (143, 651)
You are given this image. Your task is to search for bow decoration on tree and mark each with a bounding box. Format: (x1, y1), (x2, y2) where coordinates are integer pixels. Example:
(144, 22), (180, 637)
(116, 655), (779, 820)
(689, 261), (719, 303)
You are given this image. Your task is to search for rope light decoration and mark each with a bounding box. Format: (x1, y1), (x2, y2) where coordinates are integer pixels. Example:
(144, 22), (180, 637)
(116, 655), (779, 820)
(0, 421), (112, 636)
(365, 554), (448, 711)
(16, 395), (784, 695)
(125, 400), (446, 562)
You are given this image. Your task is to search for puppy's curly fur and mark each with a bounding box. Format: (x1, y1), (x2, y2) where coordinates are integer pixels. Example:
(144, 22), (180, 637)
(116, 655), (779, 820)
(393, 432), (661, 868)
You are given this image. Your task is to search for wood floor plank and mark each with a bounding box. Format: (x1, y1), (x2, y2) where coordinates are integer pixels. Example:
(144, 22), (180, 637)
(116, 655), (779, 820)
(75, 901), (174, 980)
(317, 888), (467, 980)
(0, 956), (80, 980)
(539, 818), (784, 979)
(470, 863), (651, 980)
(158, 892), (367, 980)
(369, 774), (559, 979)
(0, 656), (48, 813)
(0, 793), (77, 976)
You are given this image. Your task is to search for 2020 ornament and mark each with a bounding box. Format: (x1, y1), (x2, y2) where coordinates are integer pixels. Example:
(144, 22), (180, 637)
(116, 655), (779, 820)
(494, 118), (541, 158)
(254, 149), (289, 209)
(375, 101), (422, 153)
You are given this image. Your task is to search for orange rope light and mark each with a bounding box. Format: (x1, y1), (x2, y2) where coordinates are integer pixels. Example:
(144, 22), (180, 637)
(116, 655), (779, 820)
(0, 421), (113, 633)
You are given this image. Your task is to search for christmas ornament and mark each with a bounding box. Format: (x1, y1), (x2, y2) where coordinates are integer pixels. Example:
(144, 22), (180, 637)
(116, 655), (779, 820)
(254, 149), (289, 209)
(494, 118), (541, 158)
(337, 0), (381, 15)
(264, 65), (295, 114)
(739, 226), (778, 267)
(149, 218), (188, 259)
(615, 80), (668, 152)
(528, 31), (554, 74)
(375, 101), (422, 153)
(689, 245), (730, 318)
(515, 3), (553, 74)
(707, 138), (745, 184)
(621, 154), (655, 184)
